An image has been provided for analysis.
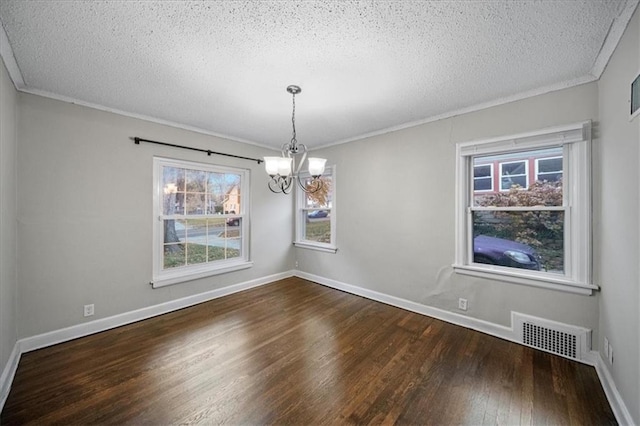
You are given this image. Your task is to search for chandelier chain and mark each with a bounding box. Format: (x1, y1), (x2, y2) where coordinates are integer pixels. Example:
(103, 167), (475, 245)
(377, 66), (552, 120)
(291, 92), (297, 146)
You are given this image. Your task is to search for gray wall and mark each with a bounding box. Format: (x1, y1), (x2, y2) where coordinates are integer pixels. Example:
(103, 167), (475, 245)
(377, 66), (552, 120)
(0, 57), (17, 375)
(16, 93), (294, 338)
(298, 82), (601, 332)
(597, 6), (640, 423)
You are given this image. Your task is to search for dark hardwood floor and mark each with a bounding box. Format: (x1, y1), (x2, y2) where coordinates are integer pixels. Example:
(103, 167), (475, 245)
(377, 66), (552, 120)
(2, 277), (615, 425)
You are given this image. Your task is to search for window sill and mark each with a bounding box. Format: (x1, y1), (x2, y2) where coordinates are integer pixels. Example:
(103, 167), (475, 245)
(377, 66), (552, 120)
(452, 264), (598, 295)
(293, 241), (338, 254)
(152, 261), (253, 289)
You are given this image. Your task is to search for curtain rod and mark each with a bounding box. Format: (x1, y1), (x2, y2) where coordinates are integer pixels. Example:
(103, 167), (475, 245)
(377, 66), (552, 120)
(132, 137), (263, 164)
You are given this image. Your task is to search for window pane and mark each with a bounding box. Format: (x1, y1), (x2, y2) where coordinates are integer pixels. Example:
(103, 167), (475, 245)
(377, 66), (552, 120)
(223, 193), (240, 214)
(163, 244), (184, 269)
(537, 157), (563, 183)
(474, 177), (492, 191)
(173, 193), (185, 215)
(207, 217), (227, 261)
(186, 242), (209, 265)
(502, 161), (525, 176)
(500, 161), (527, 190)
(185, 169), (206, 192)
(221, 221), (242, 259)
(164, 219), (186, 244)
(474, 165), (491, 178)
(163, 219), (186, 269)
(473, 210), (564, 273)
(538, 157), (562, 173)
(163, 166), (185, 191)
(225, 173), (241, 191)
(501, 175), (526, 190)
(304, 176), (333, 208)
(163, 189), (179, 215)
(162, 167), (185, 214)
(207, 172), (225, 213)
(305, 210), (331, 243)
(185, 193), (205, 215)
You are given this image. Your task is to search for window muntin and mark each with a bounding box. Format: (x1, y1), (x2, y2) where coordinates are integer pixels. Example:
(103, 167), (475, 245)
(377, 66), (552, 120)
(295, 167), (337, 252)
(473, 164), (493, 191)
(153, 158), (250, 287)
(455, 122), (595, 294)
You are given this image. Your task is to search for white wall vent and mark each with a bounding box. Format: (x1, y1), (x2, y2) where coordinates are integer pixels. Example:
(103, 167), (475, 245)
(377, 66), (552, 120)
(513, 313), (591, 361)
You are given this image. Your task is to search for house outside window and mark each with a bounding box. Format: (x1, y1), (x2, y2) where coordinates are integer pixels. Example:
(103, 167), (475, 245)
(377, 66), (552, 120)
(454, 122), (596, 294)
(294, 166), (337, 253)
(152, 157), (251, 288)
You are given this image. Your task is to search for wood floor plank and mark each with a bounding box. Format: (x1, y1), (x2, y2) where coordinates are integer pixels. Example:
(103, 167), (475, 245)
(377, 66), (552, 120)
(1, 277), (616, 425)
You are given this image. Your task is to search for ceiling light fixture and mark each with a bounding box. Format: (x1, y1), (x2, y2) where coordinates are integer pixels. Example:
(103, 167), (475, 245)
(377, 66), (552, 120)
(264, 85), (326, 194)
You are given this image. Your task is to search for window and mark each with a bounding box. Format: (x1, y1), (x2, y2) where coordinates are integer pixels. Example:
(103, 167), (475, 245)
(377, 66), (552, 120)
(152, 157), (251, 288)
(500, 160), (527, 190)
(294, 166), (337, 253)
(536, 156), (563, 182)
(473, 164), (493, 191)
(455, 122), (596, 294)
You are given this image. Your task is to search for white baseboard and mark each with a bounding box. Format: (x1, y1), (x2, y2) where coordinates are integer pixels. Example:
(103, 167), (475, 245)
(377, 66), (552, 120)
(294, 270), (515, 342)
(595, 353), (635, 426)
(0, 341), (21, 412)
(21, 270), (294, 353)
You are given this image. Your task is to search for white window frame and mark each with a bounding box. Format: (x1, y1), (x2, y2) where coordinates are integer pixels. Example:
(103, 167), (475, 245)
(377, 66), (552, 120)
(294, 166), (337, 253)
(499, 159), (528, 191)
(535, 155), (563, 182)
(152, 157), (252, 288)
(454, 121), (597, 295)
(473, 163), (494, 192)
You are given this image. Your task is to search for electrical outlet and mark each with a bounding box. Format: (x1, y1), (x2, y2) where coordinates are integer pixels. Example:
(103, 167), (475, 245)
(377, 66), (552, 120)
(84, 304), (94, 317)
(603, 337), (609, 359)
(458, 298), (468, 311)
(608, 345), (614, 364)
(295, 261), (299, 268)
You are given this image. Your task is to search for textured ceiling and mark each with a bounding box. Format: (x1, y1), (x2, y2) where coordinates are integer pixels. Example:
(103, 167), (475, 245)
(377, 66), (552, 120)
(0, 1), (638, 149)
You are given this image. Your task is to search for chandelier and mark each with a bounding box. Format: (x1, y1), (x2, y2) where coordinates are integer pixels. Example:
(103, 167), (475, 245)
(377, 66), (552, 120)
(264, 85), (326, 194)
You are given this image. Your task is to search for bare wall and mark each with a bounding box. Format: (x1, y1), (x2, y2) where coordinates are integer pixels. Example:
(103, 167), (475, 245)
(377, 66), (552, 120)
(0, 52), (18, 383)
(16, 93), (294, 338)
(597, 5), (640, 424)
(297, 82), (600, 333)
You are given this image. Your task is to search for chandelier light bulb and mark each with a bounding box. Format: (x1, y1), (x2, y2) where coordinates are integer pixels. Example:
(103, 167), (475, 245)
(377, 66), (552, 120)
(264, 157), (281, 176)
(307, 158), (327, 177)
(277, 157), (293, 176)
